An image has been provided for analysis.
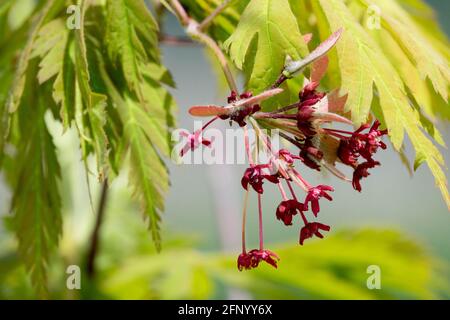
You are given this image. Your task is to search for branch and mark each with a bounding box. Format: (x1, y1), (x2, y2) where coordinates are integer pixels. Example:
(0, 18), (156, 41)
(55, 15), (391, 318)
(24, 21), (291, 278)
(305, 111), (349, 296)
(86, 179), (109, 279)
(169, 0), (189, 26)
(169, 0), (238, 93)
(190, 25), (238, 92)
(160, 34), (196, 46)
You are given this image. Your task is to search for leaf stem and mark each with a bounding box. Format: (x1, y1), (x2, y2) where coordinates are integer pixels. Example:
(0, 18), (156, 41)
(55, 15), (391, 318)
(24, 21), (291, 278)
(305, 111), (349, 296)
(86, 179), (108, 279)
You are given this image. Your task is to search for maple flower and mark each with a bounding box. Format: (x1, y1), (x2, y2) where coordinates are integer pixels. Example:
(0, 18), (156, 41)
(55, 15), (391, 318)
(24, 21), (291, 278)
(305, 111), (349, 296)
(237, 252), (254, 271)
(299, 222), (331, 245)
(237, 249), (280, 270)
(359, 120), (388, 160)
(248, 249), (280, 269)
(220, 91), (261, 127)
(179, 130), (212, 156)
(304, 185), (334, 216)
(241, 165), (279, 194)
(277, 149), (302, 166)
(337, 120), (388, 166)
(299, 138), (323, 171)
(276, 199), (305, 226)
(297, 82), (326, 137)
(352, 159), (380, 192)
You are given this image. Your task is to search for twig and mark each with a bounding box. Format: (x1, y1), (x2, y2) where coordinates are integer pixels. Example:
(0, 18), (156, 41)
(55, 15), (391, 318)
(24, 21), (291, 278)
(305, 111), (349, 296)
(160, 34), (196, 46)
(169, 0), (238, 93)
(86, 179), (109, 279)
(169, 0), (189, 25)
(192, 29), (238, 92)
(198, 0), (232, 31)
(271, 74), (288, 89)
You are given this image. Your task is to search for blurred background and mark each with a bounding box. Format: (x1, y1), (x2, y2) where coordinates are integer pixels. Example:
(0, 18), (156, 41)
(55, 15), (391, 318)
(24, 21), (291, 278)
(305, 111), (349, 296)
(0, 0), (449, 299)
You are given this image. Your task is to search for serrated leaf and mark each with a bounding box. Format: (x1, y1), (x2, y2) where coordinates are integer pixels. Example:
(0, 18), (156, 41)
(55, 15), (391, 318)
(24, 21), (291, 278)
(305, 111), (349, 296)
(99, 54), (175, 249)
(74, 0), (108, 177)
(31, 18), (74, 129)
(6, 0), (63, 113)
(223, 0), (308, 93)
(10, 66), (62, 298)
(362, 0), (449, 101)
(318, 0), (449, 208)
(105, 0), (159, 107)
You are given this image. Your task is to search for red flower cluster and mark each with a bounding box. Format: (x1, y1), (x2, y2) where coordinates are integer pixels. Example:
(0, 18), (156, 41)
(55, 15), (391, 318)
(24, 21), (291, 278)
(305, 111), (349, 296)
(335, 120), (388, 191)
(179, 30), (388, 271)
(241, 164), (279, 194)
(220, 91), (261, 127)
(237, 249), (280, 271)
(297, 82), (326, 137)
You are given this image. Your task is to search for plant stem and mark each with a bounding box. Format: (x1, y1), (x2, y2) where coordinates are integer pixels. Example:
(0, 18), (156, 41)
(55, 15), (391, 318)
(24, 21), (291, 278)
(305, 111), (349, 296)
(254, 112), (297, 120)
(193, 30), (238, 92)
(198, 0), (232, 31)
(169, 0), (189, 25)
(241, 189), (249, 253)
(169, 0), (238, 93)
(160, 35), (196, 46)
(286, 180), (298, 201)
(271, 74), (288, 89)
(86, 179), (108, 279)
(279, 131), (303, 149)
(243, 125), (254, 166)
(277, 182), (288, 201)
(269, 102), (300, 114)
(257, 193), (264, 250)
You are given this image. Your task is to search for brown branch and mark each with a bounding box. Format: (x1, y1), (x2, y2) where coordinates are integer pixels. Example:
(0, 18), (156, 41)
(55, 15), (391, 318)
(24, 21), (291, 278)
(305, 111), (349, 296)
(160, 34), (196, 46)
(169, 0), (238, 93)
(169, 0), (189, 26)
(86, 179), (109, 279)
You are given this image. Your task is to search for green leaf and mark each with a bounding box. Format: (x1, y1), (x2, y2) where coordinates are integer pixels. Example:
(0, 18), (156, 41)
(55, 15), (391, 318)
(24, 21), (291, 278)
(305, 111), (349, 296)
(361, 0), (449, 102)
(105, 0), (159, 107)
(102, 229), (447, 299)
(9, 66), (62, 298)
(224, 0), (308, 93)
(30, 18), (74, 129)
(317, 0), (449, 209)
(99, 55), (175, 249)
(6, 0), (63, 113)
(74, 0), (108, 177)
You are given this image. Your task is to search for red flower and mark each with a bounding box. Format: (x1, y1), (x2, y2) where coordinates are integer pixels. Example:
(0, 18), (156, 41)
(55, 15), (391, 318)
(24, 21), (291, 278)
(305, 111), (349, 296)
(237, 252), (253, 271)
(249, 249), (280, 269)
(299, 138), (323, 171)
(241, 165), (279, 194)
(359, 120), (387, 160)
(179, 130), (212, 156)
(237, 249), (280, 271)
(277, 149), (301, 165)
(337, 120), (387, 166)
(352, 160), (380, 192)
(297, 82), (326, 137)
(299, 222), (331, 245)
(221, 91), (261, 127)
(276, 200), (305, 226)
(304, 185), (334, 216)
